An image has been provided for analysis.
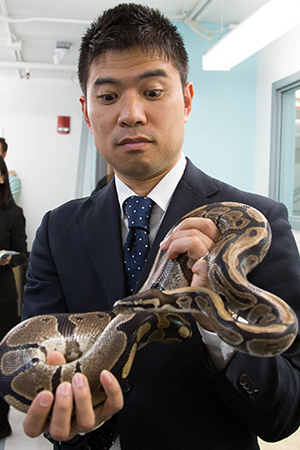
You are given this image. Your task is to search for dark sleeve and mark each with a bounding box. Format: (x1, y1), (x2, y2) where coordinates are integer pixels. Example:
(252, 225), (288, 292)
(22, 211), (68, 319)
(9, 206), (28, 268)
(207, 201), (300, 442)
(44, 416), (118, 449)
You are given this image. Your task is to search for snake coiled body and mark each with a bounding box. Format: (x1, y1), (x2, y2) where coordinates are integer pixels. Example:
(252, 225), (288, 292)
(0, 202), (298, 413)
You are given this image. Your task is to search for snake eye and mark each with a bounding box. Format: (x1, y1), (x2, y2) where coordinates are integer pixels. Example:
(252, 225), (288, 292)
(249, 229), (258, 237)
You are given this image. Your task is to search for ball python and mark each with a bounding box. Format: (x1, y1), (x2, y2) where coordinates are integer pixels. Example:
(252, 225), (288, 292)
(0, 202), (298, 414)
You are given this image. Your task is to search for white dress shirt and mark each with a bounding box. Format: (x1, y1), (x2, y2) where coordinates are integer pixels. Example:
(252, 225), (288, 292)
(115, 152), (187, 246)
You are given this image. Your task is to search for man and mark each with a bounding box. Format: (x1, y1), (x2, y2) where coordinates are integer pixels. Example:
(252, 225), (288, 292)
(22, 4), (300, 450)
(0, 137), (21, 204)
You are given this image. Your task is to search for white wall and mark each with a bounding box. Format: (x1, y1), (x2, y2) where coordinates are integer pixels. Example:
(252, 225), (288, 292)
(0, 77), (83, 249)
(177, 22), (257, 193)
(254, 23), (300, 247)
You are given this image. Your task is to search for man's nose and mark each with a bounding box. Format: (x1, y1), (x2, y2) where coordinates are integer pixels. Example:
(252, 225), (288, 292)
(117, 93), (147, 127)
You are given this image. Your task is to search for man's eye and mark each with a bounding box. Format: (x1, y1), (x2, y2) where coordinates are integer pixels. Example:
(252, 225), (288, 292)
(98, 93), (118, 103)
(145, 89), (163, 99)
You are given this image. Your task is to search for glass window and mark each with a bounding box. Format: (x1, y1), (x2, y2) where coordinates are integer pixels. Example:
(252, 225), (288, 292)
(294, 90), (300, 215)
(270, 72), (300, 229)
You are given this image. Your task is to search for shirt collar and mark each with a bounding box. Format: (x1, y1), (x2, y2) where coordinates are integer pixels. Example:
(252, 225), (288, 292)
(115, 153), (186, 216)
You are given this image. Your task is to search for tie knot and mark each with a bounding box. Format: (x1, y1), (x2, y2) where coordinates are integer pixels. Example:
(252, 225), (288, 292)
(124, 196), (153, 233)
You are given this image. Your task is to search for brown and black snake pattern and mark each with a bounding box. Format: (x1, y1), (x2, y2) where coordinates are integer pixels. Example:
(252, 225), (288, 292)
(0, 202), (298, 413)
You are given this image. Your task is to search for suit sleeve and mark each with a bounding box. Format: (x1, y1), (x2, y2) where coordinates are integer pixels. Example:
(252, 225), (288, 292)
(22, 211), (68, 319)
(206, 201), (300, 442)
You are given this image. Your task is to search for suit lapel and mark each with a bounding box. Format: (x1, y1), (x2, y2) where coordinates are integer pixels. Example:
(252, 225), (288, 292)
(78, 181), (127, 309)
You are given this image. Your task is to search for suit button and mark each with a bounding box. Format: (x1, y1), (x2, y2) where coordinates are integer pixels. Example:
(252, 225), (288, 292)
(239, 374), (259, 398)
(239, 374), (249, 386)
(121, 379), (132, 393)
(247, 383), (256, 394)
(248, 388), (259, 398)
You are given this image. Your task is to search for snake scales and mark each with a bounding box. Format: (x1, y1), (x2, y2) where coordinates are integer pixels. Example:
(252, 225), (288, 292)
(0, 202), (298, 413)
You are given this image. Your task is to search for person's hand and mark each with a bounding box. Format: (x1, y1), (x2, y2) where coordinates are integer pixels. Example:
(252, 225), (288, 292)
(159, 216), (220, 284)
(160, 217), (220, 331)
(23, 351), (124, 442)
(0, 254), (11, 266)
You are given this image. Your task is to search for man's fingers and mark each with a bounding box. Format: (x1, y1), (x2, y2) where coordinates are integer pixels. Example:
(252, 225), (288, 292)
(72, 373), (95, 432)
(162, 234), (209, 260)
(23, 368), (123, 441)
(49, 382), (74, 441)
(191, 259), (211, 287)
(180, 217), (219, 238)
(95, 371), (124, 424)
(160, 218), (220, 261)
(47, 351), (66, 365)
(23, 391), (54, 438)
(167, 218), (220, 244)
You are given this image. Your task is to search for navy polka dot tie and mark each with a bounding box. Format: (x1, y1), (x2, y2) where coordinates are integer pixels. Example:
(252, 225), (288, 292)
(124, 196), (154, 293)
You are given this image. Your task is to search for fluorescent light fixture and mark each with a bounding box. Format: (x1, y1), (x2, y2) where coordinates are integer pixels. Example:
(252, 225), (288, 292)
(202, 0), (300, 71)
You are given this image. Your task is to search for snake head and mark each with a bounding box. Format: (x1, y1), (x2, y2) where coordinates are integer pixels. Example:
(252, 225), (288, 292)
(113, 290), (162, 314)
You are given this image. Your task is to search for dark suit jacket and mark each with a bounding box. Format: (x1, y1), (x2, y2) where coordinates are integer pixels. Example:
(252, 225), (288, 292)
(0, 204), (28, 304)
(23, 159), (300, 450)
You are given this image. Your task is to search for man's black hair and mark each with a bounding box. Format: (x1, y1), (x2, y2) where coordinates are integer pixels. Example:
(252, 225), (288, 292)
(78, 3), (189, 95)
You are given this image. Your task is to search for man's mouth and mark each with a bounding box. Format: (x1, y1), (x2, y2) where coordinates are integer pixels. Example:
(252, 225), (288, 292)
(118, 136), (151, 145)
(117, 136), (152, 150)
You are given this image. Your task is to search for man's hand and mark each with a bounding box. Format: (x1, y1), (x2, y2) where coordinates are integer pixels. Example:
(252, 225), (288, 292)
(160, 217), (220, 331)
(23, 351), (124, 442)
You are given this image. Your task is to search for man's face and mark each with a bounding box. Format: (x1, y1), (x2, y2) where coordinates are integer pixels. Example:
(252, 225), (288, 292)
(80, 47), (193, 184)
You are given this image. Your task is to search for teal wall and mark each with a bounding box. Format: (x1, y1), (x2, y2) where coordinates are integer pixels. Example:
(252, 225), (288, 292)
(176, 22), (257, 192)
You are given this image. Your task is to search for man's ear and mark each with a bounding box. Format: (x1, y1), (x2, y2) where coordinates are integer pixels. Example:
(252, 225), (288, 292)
(79, 96), (93, 134)
(184, 82), (194, 123)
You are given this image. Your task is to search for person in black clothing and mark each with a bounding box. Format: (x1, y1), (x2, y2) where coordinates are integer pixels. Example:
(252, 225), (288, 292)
(0, 156), (28, 439)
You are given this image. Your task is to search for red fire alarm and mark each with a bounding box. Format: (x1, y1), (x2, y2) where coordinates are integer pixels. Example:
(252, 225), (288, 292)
(57, 116), (70, 134)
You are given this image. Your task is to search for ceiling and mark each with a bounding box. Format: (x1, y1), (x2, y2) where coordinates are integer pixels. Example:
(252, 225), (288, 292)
(0, 0), (268, 80)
